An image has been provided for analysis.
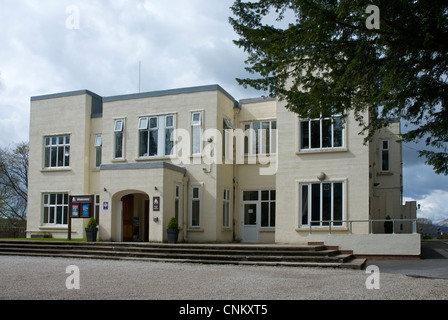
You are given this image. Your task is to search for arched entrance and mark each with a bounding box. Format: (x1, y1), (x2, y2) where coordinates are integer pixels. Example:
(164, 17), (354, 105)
(112, 190), (149, 242)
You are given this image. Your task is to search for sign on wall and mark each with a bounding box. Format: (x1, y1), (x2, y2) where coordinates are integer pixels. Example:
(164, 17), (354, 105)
(153, 197), (160, 211)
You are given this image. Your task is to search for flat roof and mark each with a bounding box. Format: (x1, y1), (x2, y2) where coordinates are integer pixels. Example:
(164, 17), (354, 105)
(30, 84), (239, 107)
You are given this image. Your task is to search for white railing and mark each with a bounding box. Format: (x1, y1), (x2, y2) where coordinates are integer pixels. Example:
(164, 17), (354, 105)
(308, 219), (417, 234)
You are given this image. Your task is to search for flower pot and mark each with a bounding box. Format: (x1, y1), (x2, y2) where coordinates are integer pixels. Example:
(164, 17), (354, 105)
(85, 228), (98, 242)
(167, 229), (179, 244)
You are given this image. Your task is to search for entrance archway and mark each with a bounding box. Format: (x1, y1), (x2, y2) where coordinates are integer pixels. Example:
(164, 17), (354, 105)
(112, 190), (149, 242)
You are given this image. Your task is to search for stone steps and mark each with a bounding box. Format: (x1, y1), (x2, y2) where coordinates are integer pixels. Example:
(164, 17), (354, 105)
(0, 240), (366, 269)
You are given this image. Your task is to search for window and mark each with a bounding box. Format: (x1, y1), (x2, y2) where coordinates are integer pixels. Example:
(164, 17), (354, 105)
(191, 112), (202, 155)
(261, 190), (276, 227)
(175, 185), (180, 221)
(223, 118), (234, 160)
(191, 186), (201, 227)
(114, 119), (124, 159)
(300, 182), (343, 227)
(139, 115), (175, 157)
(300, 116), (343, 150)
(242, 190), (276, 228)
(223, 189), (230, 228)
(381, 140), (390, 172)
(44, 135), (70, 168)
(42, 193), (69, 225)
(94, 194), (100, 224)
(94, 135), (102, 168)
(244, 121), (277, 155)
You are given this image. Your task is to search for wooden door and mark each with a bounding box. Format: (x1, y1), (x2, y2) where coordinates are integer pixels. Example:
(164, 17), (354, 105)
(122, 195), (134, 242)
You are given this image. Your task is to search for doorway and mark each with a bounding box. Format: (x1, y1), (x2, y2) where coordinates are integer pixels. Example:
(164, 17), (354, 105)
(242, 202), (259, 243)
(119, 193), (150, 242)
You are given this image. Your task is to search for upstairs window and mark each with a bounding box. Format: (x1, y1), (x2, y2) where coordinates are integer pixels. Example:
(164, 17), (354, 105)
(44, 135), (70, 168)
(138, 114), (175, 157)
(191, 112), (202, 155)
(114, 119), (124, 159)
(94, 135), (102, 168)
(244, 120), (277, 155)
(381, 140), (390, 172)
(300, 116), (343, 150)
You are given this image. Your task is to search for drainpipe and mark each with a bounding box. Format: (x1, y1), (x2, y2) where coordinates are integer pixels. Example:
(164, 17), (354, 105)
(183, 175), (189, 242)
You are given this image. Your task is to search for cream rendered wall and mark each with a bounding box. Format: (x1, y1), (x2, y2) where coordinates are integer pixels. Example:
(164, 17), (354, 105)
(215, 91), (238, 242)
(235, 99), (277, 243)
(275, 101), (371, 244)
(100, 89), (238, 243)
(369, 121), (404, 232)
(28, 93), (93, 239)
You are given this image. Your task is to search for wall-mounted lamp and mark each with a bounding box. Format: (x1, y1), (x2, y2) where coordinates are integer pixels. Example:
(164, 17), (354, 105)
(154, 186), (158, 191)
(104, 187), (108, 192)
(153, 217), (159, 222)
(317, 172), (326, 181)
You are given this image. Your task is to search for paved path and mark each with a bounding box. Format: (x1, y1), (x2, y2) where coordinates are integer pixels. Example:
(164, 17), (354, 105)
(1, 243), (447, 301)
(367, 241), (448, 280)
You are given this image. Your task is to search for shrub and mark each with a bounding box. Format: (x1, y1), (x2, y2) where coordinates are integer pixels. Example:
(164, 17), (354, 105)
(87, 217), (98, 229)
(167, 217), (178, 230)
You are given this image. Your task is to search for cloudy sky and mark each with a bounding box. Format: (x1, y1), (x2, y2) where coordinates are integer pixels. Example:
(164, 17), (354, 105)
(0, 0), (447, 223)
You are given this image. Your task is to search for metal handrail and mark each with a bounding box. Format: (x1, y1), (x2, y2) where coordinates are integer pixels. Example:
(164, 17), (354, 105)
(307, 219), (417, 234)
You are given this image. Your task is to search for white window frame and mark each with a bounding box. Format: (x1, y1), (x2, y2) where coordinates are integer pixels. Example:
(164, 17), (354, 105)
(94, 134), (102, 168)
(44, 135), (70, 168)
(42, 193), (69, 226)
(138, 114), (175, 157)
(190, 186), (201, 228)
(299, 115), (344, 151)
(299, 182), (344, 228)
(191, 112), (203, 155)
(243, 120), (277, 156)
(114, 119), (125, 159)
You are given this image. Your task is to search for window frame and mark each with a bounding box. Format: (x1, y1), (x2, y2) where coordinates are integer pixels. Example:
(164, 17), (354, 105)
(299, 181), (344, 228)
(42, 193), (69, 226)
(190, 186), (201, 228)
(299, 115), (344, 151)
(44, 135), (70, 169)
(94, 134), (102, 168)
(223, 189), (230, 228)
(138, 114), (175, 158)
(380, 139), (390, 172)
(191, 111), (203, 155)
(114, 119), (125, 159)
(243, 120), (277, 156)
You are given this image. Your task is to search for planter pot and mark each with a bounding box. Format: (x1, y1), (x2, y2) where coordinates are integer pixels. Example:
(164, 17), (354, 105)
(85, 228), (98, 242)
(167, 229), (179, 244)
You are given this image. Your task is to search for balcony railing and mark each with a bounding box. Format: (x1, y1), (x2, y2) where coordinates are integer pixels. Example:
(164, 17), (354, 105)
(307, 219), (417, 234)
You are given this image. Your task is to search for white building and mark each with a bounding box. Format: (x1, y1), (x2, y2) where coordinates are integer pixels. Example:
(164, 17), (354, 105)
(27, 84), (420, 257)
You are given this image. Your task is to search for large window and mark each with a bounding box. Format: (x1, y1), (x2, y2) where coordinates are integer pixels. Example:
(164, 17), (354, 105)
(244, 121), (277, 155)
(114, 119), (124, 159)
(300, 182), (343, 227)
(139, 114), (175, 157)
(44, 135), (70, 168)
(300, 116), (343, 150)
(42, 193), (69, 225)
(191, 186), (201, 227)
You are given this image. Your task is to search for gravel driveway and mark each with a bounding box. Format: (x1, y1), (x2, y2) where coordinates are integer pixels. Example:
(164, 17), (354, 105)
(1, 255), (447, 300)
